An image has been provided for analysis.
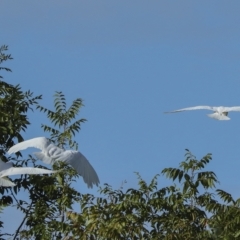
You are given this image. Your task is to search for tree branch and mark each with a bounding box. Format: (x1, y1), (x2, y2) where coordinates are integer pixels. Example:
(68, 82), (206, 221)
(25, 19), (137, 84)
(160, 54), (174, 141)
(13, 200), (33, 240)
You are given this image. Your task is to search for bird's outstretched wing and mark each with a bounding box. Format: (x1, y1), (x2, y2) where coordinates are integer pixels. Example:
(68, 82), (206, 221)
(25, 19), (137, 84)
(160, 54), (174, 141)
(223, 106), (240, 112)
(58, 151), (100, 188)
(165, 106), (213, 113)
(0, 177), (15, 187)
(33, 152), (54, 165)
(7, 137), (50, 154)
(0, 167), (56, 178)
(8, 137), (100, 188)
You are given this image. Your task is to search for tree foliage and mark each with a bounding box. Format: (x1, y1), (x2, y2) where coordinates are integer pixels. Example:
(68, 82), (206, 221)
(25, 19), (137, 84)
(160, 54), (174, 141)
(63, 151), (236, 240)
(37, 91), (86, 149)
(0, 46), (42, 156)
(0, 45), (42, 238)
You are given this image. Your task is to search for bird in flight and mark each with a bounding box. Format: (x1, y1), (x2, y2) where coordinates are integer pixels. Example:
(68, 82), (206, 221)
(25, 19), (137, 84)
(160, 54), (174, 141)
(8, 137), (100, 188)
(0, 159), (56, 187)
(165, 106), (240, 120)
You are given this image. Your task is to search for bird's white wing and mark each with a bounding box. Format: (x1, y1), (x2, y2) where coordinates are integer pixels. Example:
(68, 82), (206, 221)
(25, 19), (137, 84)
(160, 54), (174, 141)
(0, 167), (56, 178)
(33, 152), (55, 165)
(223, 106), (240, 112)
(0, 177), (15, 187)
(7, 137), (50, 154)
(58, 151), (100, 188)
(165, 106), (213, 113)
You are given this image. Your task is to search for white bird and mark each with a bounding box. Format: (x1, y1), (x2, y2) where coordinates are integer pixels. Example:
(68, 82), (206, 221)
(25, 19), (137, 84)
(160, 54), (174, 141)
(165, 106), (240, 120)
(7, 137), (100, 188)
(0, 159), (56, 187)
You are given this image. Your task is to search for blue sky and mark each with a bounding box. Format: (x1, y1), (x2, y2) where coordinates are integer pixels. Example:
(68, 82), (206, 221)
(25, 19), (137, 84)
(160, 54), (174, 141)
(2, 0), (240, 234)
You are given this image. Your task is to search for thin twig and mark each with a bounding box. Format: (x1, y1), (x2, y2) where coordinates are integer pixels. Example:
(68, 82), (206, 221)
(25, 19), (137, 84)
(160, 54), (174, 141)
(10, 188), (27, 213)
(13, 201), (33, 240)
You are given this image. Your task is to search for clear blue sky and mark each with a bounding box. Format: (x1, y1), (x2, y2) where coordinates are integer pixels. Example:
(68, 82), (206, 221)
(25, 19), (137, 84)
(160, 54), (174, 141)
(2, 0), (240, 234)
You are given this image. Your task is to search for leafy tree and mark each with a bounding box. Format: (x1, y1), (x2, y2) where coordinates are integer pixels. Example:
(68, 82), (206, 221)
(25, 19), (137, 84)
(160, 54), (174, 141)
(0, 45), (41, 239)
(65, 151), (240, 240)
(0, 45), (42, 153)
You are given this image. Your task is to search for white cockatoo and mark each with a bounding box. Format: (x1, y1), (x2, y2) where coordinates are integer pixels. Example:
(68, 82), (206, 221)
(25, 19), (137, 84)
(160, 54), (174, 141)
(0, 159), (56, 187)
(8, 137), (100, 188)
(165, 106), (240, 120)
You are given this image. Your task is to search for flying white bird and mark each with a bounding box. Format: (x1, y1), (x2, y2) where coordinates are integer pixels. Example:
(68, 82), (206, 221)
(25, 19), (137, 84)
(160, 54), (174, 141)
(165, 106), (240, 120)
(7, 137), (100, 188)
(0, 159), (56, 187)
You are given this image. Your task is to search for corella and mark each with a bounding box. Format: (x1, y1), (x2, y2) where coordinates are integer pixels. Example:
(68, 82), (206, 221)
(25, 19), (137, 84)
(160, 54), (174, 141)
(8, 137), (100, 188)
(165, 106), (240, 120)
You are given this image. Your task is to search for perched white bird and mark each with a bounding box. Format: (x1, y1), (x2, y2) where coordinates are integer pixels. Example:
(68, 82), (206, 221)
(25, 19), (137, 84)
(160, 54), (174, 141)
(0, 159), (56, 187)
(8, 137), (100, 188)
(165, 106), (240, 120)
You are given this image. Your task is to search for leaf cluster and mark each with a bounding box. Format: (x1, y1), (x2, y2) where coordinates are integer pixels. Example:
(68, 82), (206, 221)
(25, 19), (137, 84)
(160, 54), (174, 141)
(0, 45), (12, 75)
(37, 91), (86, 149)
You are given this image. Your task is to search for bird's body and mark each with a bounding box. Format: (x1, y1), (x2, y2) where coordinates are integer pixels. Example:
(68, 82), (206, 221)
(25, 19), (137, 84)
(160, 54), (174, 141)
(8, 137), (100, 188)
(0, 159), (56, 187)
(165, 106), (240, 120)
